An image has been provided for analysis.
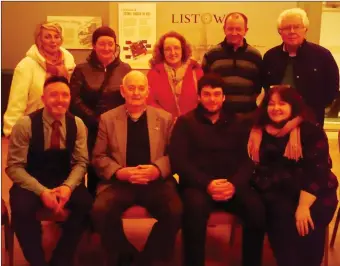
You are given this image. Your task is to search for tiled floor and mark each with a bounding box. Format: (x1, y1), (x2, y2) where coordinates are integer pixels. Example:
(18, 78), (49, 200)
(1, 135), (339, 266)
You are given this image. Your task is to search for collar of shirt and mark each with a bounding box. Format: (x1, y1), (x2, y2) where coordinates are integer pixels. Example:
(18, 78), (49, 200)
(282, 39), (306, 57)
(221, 37), (248, 53)
(125, 107), (147, 122)
(194, 104), (231, 126)
(42, 108), (66, 128)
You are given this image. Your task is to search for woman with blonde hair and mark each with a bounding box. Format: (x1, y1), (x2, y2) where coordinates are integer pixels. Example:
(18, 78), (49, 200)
(3, 22), (75, 137)
(147, 31), (203, 118)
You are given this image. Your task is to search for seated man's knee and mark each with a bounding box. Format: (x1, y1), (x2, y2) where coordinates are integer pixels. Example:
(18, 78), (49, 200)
(72, 187), (94, 214)
(182, 188), (208, 209)
(10, 187), (41, 219)
(242, 200), (266, 229)
(165, 194), (183, 224)
(91, 196), (110, 222)
(181, 188), (210, 219)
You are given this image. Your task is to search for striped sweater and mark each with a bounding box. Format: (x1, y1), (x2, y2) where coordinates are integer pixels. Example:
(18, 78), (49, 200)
(202, 38), (263, 113)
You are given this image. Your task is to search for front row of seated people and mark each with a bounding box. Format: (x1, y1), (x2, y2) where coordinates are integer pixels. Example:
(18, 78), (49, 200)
(6, 72), (338, 266)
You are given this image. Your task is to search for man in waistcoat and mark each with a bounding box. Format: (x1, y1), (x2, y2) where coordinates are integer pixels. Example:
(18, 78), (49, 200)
(6, 75), (93, 266)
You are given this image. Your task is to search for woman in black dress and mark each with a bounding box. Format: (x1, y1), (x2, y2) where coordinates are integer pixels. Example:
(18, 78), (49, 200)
(249, 85), (338, 266)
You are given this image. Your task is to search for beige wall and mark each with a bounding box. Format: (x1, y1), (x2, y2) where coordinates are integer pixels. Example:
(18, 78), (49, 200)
(1, 1), (110, 70)
(2, 1), (323, 70)
(155, 2), (298, 62)
(298, 1), (323, 43)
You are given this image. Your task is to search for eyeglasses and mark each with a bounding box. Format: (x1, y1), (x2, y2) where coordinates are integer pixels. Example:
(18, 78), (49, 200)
(279, 25), (306, 34)
(164, 46), (182, 54)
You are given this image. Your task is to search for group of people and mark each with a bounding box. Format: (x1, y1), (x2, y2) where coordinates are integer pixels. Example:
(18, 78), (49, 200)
(3, 6), (339, 266)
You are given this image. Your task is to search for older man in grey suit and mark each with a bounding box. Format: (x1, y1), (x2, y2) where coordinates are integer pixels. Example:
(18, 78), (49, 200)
(91, 70), (182, 266)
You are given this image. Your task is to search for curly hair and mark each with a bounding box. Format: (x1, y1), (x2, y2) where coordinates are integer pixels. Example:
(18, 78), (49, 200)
(149, 31), (192, 68)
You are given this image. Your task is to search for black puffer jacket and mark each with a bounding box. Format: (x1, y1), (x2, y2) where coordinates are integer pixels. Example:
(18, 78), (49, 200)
(70, 51), (131, 131)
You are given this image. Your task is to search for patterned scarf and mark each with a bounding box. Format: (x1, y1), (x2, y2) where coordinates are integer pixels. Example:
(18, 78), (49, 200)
(40, 48), (69, 79)
(248, 116), (303, 163)
(164, 61), (190, 95)
(164, 61), (190, 115)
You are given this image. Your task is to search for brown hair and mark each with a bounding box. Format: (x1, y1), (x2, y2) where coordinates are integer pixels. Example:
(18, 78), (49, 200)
(254, 85), (315, 127)
(223, 12), (248, 29)
(43, 75), (69, 91)
(149, 31), (192, 68)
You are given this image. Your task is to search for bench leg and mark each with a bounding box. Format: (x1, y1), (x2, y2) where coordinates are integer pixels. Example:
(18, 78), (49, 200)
(324, 226), (329, 266)
(229, 222), (237, 247)
(4, 214), (15, 266)
(330, 207), (340, 248)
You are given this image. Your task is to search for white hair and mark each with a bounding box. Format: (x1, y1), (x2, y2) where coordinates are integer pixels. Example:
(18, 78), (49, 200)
(122, 70), (148, 87)
(277, 8), (309, 29)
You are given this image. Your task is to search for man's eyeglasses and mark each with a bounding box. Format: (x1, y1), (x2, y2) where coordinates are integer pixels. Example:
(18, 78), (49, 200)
(279, 25), (305, 34)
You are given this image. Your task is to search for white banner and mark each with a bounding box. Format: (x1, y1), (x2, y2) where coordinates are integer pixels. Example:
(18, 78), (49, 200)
(118, 3), (156, 69)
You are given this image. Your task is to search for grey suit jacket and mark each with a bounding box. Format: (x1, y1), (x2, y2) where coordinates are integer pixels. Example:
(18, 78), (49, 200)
(92, 105), (173, 194)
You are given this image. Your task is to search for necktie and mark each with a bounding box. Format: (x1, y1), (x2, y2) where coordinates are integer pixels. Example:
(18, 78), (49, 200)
(50, 120), (62, 149)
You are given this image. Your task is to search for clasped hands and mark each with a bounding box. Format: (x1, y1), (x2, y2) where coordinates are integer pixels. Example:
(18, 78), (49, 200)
(40, 185), (71, 215)
(207, 179), (235, 201)
(116, 164), (160, 184)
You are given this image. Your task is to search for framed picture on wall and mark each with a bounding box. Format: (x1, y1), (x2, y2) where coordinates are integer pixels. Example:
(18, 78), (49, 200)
(47, 16), (102, 49)
(324, 1), (340, 9)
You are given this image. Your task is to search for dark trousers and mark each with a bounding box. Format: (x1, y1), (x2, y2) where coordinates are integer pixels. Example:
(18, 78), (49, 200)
(181, 187), (266, 266)
(87, 127), (100, 197)
(260, 191), (337, 266)
(91, 178), (182, 266)
(87, 165), (99, 197)
(10, 184), (93, 266)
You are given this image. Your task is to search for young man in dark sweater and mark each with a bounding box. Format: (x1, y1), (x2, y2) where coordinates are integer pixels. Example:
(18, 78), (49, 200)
(169, 73), (265, 266)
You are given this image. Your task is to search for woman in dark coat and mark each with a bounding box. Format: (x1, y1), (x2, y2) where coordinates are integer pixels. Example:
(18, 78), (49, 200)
(69, 26), (131, 196)
(248, 85), (338, 266)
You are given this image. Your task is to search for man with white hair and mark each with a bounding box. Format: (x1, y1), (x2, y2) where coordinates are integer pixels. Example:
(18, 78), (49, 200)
(263, 7), (339, 126)
(91, 70), (182, 266)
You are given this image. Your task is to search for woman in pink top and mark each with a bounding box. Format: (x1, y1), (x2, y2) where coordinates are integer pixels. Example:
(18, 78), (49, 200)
(147, 31), (203, 118)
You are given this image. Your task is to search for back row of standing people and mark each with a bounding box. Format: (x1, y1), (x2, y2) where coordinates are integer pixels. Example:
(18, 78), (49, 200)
(4, 8), (339, 138)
